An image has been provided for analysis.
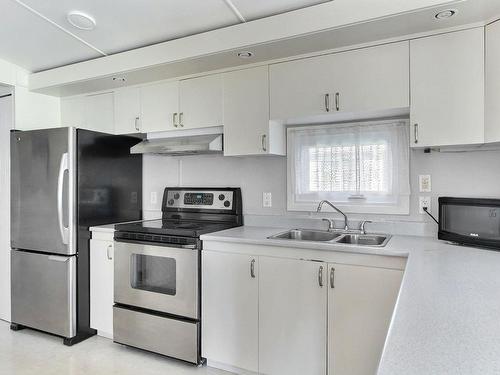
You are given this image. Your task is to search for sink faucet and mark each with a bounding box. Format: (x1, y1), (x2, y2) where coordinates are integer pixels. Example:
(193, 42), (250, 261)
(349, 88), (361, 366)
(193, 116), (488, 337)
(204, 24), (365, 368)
(317, 200), (349, 231)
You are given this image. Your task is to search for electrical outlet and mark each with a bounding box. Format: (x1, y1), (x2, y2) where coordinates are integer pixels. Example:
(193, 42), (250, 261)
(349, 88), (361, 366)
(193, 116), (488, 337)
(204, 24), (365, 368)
(419, 196), (431, 214)
(263, 192), (272, 208)
(150, 191), (158, 205)
(419, 175), (432, 192)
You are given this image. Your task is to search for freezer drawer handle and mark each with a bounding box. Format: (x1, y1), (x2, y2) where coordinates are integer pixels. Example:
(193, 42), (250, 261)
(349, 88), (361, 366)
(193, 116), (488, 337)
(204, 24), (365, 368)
(48, 255), (70, 262)
(57, 152), (69, 245)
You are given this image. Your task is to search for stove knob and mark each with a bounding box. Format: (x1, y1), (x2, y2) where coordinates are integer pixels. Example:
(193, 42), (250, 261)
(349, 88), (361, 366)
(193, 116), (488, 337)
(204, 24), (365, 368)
(168, 199), (175, 205)
(174, 193), (180, 200)
(224, 200), (231, 208)
(218, 194), (225, 201)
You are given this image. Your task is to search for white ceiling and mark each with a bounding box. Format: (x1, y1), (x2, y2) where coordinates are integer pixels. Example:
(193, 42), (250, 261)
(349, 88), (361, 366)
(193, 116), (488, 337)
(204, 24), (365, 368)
(0, 0), (330, 72)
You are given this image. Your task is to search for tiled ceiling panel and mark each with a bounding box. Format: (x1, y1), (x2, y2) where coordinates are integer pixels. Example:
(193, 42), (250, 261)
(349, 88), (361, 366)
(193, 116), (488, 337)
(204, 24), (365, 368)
(0, 0), (101, 72)
(19, 0), (240, 55)
(231, 0), (332, 21)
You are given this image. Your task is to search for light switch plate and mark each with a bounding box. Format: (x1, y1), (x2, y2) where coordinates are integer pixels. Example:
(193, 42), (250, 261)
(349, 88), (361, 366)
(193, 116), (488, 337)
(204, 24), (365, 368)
(419, 196), (431, 214)
(419, 175), (432, 192)
(263, 192), (272, 207)
(150, 191), (158, 205)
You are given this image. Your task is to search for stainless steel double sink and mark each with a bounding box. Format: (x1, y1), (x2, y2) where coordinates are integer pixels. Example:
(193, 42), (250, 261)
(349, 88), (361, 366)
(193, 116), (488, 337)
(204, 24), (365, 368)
(268, 229), (391, 247)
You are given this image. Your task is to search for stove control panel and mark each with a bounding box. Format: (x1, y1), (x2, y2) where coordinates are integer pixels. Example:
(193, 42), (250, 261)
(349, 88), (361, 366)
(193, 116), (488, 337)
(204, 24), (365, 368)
(165, 190), (234, 210)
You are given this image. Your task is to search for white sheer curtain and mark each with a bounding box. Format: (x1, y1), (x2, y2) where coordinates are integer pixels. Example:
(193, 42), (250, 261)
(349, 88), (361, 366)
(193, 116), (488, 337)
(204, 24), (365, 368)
(287, 119), (410, 214)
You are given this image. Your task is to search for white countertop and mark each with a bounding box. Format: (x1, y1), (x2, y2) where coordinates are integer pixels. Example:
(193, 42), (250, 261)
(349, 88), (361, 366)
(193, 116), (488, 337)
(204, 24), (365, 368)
(201, 226), (500, 374)
(89, 223), (117, 233)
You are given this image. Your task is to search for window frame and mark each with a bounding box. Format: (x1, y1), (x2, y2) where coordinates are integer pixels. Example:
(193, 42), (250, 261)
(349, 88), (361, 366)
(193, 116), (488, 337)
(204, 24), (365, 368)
(286, 119), (410, 215)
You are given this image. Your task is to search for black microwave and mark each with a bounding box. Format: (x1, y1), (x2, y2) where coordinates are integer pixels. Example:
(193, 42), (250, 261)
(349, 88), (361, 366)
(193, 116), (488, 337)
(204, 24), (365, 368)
(439, 197), (500, 250)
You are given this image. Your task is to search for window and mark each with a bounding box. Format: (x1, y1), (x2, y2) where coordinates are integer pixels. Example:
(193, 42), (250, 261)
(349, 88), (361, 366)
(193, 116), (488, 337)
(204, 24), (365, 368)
(287, 120), (410, 214)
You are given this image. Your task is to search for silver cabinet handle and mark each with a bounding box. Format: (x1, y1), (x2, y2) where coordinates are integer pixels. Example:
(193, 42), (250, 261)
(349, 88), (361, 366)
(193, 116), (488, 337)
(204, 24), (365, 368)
(250, 259), (256, 278)
(335, 92), (340, 111)
(261, 134), (267, 152)
(134, 116), (140, 132)
(318, 265), (324, 287)
(57, 152), (69, 245)
(414, 123), (419, 144)
(324, 93), (330, 112)
(173, 113), (178, 127)
(179, 112), (184, 127)
(106, 244), (113, 260)
(330, 267), (335, 289)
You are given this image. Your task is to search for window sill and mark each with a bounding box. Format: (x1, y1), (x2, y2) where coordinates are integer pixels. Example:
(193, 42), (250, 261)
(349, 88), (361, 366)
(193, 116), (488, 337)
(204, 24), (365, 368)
(287, 197), (410, 215)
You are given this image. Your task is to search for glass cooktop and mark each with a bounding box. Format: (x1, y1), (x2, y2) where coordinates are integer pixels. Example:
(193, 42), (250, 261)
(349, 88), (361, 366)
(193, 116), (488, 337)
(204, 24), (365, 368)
(115, 219), (234, 238)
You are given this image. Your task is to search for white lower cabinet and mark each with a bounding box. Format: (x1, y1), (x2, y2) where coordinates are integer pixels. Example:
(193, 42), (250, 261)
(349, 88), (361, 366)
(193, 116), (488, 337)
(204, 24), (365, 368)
(259, 257), (327, 375)
(328, 263), (403, 375)
(90, 238), (114, 338)
(202, 249), (404, 375)
(202, 251), (259, 373)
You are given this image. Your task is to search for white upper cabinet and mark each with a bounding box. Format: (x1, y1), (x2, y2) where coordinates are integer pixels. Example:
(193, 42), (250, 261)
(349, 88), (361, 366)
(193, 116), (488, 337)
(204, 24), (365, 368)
(140, 81), (179, 133)
(202, 251), (259, 372)
(85, 92), (114, 134)
(61, 96), (85, 128)
(114, 87), (141, 134)
(270, 53), (336, 120)
(61, 92), (113, 133)
(223, 66), (285, 156)
(269, 42), (409, 120)
(259, 257), (327, 375)
(179, 74), (223, 129)
(332, 42), (409, 113)
(328, 263), (403, 375)
(486, 20), (500, 143)
(410, 28), (485, 148)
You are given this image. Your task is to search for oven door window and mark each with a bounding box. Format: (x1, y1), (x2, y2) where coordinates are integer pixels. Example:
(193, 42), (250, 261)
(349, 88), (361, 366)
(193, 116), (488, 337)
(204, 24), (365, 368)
(130, 254), (176, 296)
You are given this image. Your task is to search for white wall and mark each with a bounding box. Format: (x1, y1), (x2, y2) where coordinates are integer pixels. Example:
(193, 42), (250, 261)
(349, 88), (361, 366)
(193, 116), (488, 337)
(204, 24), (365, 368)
(0, 57), (61, 130)
(0, 95), (12, 322)
(143, 148), (500, 235)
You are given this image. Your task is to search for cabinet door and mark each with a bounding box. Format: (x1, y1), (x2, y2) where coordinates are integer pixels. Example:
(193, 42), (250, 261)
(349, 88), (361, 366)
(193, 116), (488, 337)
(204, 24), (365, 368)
(223, 66), (270, 156)
(486, 20), (500, 143)
(141, 81), (179, 133)
(259, 257), (327, 375)
(333, 42), (409, 113)
(90, 239), (114, 338)
(61, 96), (85, 128)
(114, 87), (141, 134)
(202, 251), (259, 372)
(328, 264), (403, 375)
(179, 74), (223, 129)
(410, 28), (484, 147)
(85, 92), (114, 134)
(270, 54), (335, 120)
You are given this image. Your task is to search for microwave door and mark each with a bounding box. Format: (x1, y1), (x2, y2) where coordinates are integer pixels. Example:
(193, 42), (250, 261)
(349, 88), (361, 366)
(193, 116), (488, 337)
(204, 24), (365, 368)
(10, 128), (76, 255)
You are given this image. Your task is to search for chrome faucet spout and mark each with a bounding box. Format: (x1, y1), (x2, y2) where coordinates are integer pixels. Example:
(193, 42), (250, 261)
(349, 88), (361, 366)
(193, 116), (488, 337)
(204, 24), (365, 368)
(317, 200), (349, 231)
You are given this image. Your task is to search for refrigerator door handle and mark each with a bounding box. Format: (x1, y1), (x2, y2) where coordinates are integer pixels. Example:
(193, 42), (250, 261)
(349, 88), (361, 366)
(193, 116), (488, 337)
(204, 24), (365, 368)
(57, 152), (69, 245)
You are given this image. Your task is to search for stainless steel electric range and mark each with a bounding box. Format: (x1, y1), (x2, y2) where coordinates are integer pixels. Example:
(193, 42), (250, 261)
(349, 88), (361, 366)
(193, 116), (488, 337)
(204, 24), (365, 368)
(113, 187), (243, 364)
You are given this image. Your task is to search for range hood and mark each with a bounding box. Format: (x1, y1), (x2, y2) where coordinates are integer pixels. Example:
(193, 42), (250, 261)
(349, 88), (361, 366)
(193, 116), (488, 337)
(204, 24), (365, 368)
(130, 133), (223, 155)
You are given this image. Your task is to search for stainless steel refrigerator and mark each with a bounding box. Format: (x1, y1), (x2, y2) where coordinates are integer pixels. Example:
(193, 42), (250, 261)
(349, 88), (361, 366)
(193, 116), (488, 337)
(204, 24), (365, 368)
(10, 127), (142, 345)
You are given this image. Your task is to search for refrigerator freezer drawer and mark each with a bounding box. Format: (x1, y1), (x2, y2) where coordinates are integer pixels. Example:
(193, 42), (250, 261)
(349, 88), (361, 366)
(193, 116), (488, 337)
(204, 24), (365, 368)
(113, 306), (200, 364)
(11, 250), (76, 338)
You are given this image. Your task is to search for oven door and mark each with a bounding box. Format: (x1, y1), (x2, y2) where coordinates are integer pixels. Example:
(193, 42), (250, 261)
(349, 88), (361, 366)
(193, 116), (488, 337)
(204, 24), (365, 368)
(114, 241), (199, 319)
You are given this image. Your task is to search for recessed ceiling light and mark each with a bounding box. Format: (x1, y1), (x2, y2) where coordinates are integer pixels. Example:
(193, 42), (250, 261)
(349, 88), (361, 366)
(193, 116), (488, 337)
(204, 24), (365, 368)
(67, 11), (96, 30)
(237, 51), (253, 59)
(435, 9), (457, 20)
